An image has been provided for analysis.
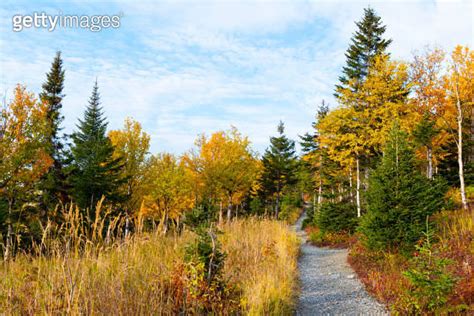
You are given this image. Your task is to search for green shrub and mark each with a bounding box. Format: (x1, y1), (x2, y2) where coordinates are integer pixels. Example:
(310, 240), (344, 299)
(315, 202), (358, 234)
(184, 205), (214, 229)
(249, 197), (264, 215)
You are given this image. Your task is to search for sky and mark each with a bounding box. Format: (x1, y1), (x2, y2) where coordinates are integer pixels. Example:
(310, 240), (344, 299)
(1, 0), (473, 155)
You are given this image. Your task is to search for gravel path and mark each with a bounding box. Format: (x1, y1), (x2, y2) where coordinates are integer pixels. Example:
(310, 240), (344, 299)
(294, 213), (388, 316)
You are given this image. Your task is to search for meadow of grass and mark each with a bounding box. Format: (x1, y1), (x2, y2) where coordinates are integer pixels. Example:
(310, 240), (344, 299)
(0, 203), (299, 315)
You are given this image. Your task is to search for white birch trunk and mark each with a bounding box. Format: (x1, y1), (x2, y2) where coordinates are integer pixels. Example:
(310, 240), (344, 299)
(427, 147), (433, 180)
(454, 80), (468, 210)
(356, 157), (361, 218)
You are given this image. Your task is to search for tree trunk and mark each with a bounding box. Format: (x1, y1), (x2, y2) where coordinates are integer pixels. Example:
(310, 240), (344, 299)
(227, 195), (232, 222)
(427, 147), (433, 180)
(163, 212), (169, 234)
(125, 216), (130, 238)
(275, 181), (281, 219)
(356, 157), (361, 218)
(317, 179), (322, 207)
(349, 168), (354, 203)
(456, 101), (468, 210)
(4, 198), (14, 261)
(364, 166), (369, 191)
(219, 201), (223, 225)
(313, 193), (316, 214)
(454, 82), (468, 210)
(317, 154), (323, 207)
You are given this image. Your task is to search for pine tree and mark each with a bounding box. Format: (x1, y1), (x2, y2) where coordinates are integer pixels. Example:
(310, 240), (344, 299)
(39, 51), (67, 207)
(359, 123), (446, 251)
(261, 121), (297, 218)
(336, 7), (392, 95)
(300, 101), (330, 213)
(69, 81), (124, 211)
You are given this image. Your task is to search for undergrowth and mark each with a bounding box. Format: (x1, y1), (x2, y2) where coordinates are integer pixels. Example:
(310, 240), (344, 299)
(348, 209), (473, 314)
(0, 202), (299, 315)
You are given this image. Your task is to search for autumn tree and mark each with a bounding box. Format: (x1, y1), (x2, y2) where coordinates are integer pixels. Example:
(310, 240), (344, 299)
(38, 51), (67, 208)
(109, 117), (150, 214)
(261, 121), (297, 218)
(0, 85), (52, 259)
(318, 106), (366, 216)
(443, 46), (474, 210)
(329, 55), (410, 216)
(185, 127), (259, 223)
(141, 153), (194, 233)
(69, 81), (124, 211)
(410, 48), (449, 179)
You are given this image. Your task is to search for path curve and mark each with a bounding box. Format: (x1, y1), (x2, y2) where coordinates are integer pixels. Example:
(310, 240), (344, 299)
(294, 212), (387, 316)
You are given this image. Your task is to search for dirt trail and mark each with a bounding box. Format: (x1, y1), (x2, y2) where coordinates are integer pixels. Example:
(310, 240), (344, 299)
(294, 213), (387, 315)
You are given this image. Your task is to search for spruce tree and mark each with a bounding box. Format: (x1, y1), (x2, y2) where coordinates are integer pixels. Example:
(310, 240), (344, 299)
(336, 7), (392, 94)
(39, 51), (67, 207)
(69, 81), (124, 211)
(359, 124), (446, 251)
(261, 121), (297, 218)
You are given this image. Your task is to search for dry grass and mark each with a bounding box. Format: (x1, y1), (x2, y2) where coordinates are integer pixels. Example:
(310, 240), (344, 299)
(434, 209), (474, 310)
(0, 203), (299, 315)
(221, 218), (300, 315)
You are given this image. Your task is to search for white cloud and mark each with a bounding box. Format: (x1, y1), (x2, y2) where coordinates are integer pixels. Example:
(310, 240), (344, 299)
(0, 0), (472, 155)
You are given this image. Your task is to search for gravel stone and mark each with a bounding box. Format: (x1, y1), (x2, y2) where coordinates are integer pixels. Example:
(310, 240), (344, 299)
(293, 213), (388, 316)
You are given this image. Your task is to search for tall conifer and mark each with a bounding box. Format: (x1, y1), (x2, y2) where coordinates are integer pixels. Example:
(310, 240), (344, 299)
(69, 81), (124, 211)
(261, 121), (297, 218)
(39, 51), (67, 207)
(336, 7), (392, 94)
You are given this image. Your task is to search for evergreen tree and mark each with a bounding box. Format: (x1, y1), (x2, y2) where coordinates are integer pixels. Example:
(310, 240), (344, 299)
(299, 101), (330, 214)
(69, 81), (124, 211)
(261, 121), (297, 218)
(336, 7), (392, 95)
(39, 51), (67, 207)
(359, 124), (446, 251)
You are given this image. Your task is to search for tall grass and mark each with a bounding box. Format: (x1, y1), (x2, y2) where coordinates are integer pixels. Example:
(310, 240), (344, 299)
(221, 218), (300, 315)
(0, 202), (299, 314)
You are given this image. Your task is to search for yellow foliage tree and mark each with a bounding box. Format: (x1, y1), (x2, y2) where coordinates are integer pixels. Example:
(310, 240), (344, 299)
(108, 117), (150, 214)
(0, 85), (52, 259)
(320, 55), (410, 216)
(184, 127), (259, 222)
(443, 45), (474, 210)
(141, 153), (194, 233)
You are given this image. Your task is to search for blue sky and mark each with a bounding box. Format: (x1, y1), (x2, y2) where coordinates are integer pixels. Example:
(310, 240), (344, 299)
(1, 0), (472, 155)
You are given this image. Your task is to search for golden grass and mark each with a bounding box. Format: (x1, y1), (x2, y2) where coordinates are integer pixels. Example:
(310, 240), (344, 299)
(0, 209), (299, 315)
(221, 218), (300, 315)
